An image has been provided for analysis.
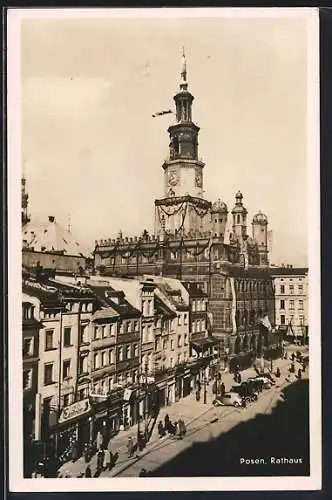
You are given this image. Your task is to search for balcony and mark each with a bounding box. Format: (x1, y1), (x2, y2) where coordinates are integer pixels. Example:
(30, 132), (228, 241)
(91, 336), (116, 350)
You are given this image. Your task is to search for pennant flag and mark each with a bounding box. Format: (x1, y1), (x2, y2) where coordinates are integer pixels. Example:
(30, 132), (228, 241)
(152, 110), (173, 118)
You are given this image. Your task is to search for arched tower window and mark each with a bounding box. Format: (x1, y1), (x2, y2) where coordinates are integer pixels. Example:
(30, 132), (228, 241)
(237, 215), (240, 224)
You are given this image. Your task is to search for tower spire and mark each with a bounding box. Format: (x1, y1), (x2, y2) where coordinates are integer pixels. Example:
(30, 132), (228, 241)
(180, 47), (188, 91)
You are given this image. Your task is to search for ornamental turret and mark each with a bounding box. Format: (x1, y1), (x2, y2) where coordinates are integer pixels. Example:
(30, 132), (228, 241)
(231, 191), (248, 240)
(211, 199), (228, 239)
(252, 210), (269, 265)
(21, 176), (30, 226)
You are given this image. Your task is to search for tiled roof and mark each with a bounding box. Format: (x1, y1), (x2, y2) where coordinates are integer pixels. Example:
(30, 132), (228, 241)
(270, 267), (308, 276)
(91, 286), (141, 318)
(154, 295), (177, 318)
(22, 216), (92, 257)
(182, 281), (207, 298)
(92, 307), (119, 321)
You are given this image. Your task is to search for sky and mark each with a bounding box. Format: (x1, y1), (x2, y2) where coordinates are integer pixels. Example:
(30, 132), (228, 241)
(20, 11), (313, 266)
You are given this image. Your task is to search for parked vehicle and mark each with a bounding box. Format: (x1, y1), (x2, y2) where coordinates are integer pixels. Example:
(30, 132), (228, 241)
(231, 382), (259, 402)
(248, 376), (272, 389)
(213, 392), (243, 408)
(263, 372), (276, 385)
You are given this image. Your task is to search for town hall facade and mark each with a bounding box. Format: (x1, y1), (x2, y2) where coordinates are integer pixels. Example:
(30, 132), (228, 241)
(94, 53), (276, 356)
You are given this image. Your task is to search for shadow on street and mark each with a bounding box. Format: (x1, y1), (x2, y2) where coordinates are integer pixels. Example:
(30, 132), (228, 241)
(150, 379), (310, 477)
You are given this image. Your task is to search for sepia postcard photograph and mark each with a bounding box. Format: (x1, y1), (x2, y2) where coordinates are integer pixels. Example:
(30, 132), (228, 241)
(7, 7), (321, 492)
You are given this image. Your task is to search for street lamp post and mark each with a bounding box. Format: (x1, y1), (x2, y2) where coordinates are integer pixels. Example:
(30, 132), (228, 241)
(203, 370), (207, 404)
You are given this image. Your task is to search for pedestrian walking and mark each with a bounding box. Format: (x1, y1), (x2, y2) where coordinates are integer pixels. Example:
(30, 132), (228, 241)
(96, 430), (103, 451)
(103, 448), (111, 471)
(127, 436), (134, 457)
(179, 419), (186, 438)
(96, 448), (104, 475)
(158, 420), (165, 438)
(220, 382), (225, 397)
(85, 465), (92, 478)
(164, 414), (170, 432)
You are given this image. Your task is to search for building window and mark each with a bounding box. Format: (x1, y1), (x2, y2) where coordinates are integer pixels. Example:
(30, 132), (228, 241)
(94, 353), (99, 370)
(170, 340), (174, 351)
(299, 300), (304, 310)
(45, 330), (54, 351)
(80, 324), (88, 344)
(118, 347), (123, 362)
(134, 344), (139, 357)
(23, 369), (32, 390)
(109, 349), (115, 364)
(126, 345), (131, 359)
(94, 325), (99, 339)
(184, 334), (188, 345)
(290, 300), (294, 310)
(101, 351), (107, 367)
(184, 313), (188, 325)
(298, 285), (303, 294)
(289, 285), (294, 295)
(170, 358), (174, 368)
(23, 337), (34, 356)
(63, 359), (71, 379)
(79, 354), (88, 374)
(101, 325), (107, 338)
(280, 300), (285, 310)
(177, 353), (181, 364)
(299, 315), (305, 323)
(63, 394), (70, 407)
(110, 323), (116, 335)
(237, 214), (240, 224)
(63, 327), (72, 347)
(178, 315), (182, 326)
(163, 339), (168, 349)
(192, 300), (196, 312)
(44, 363), (54, 385)
(280, 315), (285, 325)
(290, 315), (294, 324)
(280, 285), (285, 294)
(177, 335), (182, 348)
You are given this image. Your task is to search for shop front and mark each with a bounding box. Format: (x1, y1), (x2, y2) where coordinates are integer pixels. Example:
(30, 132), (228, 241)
(54, 398), (92, 464)
(182, 369), (192, 397)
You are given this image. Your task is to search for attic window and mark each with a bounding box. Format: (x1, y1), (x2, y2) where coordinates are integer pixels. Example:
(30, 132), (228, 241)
(44, 229), (48, 233)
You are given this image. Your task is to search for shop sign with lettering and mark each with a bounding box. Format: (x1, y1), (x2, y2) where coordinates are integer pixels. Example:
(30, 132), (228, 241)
(59, 398), (91, 424)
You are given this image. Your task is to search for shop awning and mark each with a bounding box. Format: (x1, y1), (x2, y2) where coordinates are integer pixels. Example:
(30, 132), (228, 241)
(191, 337), (218, 350)
(278, 324), (293, 335)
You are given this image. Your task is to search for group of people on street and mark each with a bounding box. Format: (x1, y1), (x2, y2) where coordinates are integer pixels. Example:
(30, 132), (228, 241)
(161, 414), (187, 440)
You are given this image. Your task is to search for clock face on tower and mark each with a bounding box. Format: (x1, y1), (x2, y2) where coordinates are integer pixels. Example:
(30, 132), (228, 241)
(168, 170), (179, 187)
(195, 171), (202, 188)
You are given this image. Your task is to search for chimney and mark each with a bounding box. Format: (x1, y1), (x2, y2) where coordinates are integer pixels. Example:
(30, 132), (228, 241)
(48, 216), (55, 223)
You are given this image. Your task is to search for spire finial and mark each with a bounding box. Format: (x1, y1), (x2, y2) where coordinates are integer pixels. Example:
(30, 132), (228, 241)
(180, 47), (188, 90)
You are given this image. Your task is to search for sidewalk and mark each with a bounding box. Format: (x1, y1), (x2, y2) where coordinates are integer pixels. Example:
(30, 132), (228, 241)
(57, 364), (259, 478)
(57, 355), (304, 478)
